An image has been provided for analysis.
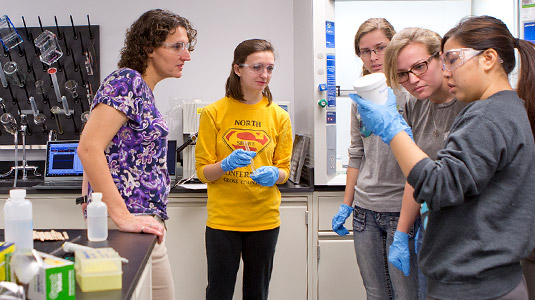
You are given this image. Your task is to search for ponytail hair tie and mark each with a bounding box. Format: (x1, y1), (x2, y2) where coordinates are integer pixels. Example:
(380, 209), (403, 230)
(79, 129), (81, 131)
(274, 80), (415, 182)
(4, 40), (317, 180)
(514, 38), (520, 48)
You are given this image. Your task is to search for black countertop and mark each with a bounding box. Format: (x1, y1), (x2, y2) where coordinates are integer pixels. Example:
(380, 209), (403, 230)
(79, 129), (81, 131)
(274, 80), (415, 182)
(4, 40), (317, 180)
(0, 178), (314, 195)
(2, 229), (156, 300)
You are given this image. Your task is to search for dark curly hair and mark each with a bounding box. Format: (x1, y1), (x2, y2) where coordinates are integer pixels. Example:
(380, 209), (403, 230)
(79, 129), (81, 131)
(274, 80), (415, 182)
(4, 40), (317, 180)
(225, 39), (275, 105)
(118, 9), (197, 74)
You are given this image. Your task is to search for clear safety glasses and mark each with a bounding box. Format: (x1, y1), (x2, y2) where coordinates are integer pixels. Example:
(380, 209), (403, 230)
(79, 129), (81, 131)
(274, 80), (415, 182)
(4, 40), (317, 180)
(239, 63), (275, 75)
(441, 48), (483, 72)
(161, 42), (190, 55)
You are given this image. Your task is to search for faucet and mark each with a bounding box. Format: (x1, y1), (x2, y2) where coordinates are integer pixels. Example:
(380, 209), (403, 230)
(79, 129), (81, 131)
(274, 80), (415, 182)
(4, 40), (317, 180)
(19, 114), (29, 180)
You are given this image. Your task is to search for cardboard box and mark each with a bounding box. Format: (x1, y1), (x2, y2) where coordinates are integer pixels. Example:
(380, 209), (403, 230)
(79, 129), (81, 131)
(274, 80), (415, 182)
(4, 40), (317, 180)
(26, 251), (75, 300)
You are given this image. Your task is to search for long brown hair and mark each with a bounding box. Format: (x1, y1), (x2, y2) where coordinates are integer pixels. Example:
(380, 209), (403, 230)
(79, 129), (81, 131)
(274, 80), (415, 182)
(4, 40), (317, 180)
(118, 9), (197, 75)
(225, 39), (274, 105)
(442, 15), (535, 135)
(354, 18), (396, 76)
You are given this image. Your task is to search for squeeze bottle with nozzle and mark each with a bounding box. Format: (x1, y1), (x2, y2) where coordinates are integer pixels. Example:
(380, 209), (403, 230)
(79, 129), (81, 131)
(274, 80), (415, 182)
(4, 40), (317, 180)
(4, 189), (33, 252)
(86, 192), (108, 241)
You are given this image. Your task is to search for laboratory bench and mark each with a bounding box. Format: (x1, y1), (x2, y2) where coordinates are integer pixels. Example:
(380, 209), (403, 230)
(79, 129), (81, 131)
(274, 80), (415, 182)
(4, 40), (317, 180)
(0, 175), (367, 299)
(1, 229), (155, 300)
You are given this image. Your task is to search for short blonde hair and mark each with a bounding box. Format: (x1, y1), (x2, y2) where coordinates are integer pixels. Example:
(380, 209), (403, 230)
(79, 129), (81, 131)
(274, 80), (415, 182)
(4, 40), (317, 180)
(384, 27), (442, 90)
(354, 18), (396, 76)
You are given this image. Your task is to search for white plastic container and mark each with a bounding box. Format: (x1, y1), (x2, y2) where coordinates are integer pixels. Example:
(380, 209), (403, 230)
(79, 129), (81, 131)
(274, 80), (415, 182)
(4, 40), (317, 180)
(353, 72), (389, 105)
(86, 193), (108, 242)
(4, 189), (33, 252)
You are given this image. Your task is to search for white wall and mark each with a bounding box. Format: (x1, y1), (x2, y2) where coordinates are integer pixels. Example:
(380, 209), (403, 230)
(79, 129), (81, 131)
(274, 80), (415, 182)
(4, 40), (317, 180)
(472, 0), (518, 36)
(2, 0), (295, 142)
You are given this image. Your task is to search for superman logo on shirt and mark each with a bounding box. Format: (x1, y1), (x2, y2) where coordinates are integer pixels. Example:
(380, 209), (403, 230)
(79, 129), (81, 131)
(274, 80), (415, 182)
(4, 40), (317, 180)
(223, 128), (271, 153)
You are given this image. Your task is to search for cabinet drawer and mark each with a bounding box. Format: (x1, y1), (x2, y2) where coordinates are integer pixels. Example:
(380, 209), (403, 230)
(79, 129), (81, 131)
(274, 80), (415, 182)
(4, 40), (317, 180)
(318, 195), (352, 232)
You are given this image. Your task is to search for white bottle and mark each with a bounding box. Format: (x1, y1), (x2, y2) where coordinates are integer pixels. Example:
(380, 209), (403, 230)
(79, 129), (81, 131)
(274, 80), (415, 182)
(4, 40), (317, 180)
(86, 192), (108, 241)
(4, 189), (33, 252)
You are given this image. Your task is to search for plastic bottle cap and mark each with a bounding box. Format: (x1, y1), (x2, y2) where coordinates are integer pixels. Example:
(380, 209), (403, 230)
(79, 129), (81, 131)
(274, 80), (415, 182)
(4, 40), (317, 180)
(92, 192), (103, 202)
(9, 189), (26, 200)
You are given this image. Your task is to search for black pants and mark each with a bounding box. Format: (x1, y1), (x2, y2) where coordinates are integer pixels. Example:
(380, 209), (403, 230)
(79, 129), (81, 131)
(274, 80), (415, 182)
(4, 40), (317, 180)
(205, 226), (280, 300)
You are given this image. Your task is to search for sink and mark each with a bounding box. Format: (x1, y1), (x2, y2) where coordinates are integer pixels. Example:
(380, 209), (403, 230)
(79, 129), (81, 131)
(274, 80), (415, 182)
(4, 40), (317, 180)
(0, 178), (43, 188)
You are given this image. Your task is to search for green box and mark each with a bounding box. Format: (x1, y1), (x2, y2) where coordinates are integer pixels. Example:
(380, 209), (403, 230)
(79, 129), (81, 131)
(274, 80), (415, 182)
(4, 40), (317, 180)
(0, 242), (15, 281)
(27, 251), (75, 300)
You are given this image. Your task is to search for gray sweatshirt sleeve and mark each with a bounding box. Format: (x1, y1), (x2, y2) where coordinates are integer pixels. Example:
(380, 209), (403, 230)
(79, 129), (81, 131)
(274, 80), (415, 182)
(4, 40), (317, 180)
(347, 102), (364, 169)
(408, 108), (507, 210)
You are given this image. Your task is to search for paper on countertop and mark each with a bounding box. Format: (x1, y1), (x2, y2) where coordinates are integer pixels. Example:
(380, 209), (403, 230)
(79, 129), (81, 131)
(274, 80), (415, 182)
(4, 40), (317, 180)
(178, 183), (207, 190)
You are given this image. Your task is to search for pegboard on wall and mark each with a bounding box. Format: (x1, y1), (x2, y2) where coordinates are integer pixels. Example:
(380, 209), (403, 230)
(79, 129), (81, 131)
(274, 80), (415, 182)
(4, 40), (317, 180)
(0, 17), (100, 145)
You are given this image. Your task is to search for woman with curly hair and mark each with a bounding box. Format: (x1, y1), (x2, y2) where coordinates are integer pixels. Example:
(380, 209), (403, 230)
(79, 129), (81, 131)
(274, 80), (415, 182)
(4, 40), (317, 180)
(78, 9), (197, 299)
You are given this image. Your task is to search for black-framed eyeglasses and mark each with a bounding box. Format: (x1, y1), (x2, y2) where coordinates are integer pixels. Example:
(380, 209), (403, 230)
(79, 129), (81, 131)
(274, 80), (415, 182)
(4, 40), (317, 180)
(359, 44), (387, 58)
(238, 63), (275, 75)
(397, 52), (439, 83)
(161, 42), (190, 55)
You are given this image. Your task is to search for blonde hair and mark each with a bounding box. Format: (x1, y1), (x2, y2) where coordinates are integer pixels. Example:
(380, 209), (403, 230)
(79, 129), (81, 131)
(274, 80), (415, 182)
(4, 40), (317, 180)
(384, 27), (442, 90)
(354, 18), (396, 75)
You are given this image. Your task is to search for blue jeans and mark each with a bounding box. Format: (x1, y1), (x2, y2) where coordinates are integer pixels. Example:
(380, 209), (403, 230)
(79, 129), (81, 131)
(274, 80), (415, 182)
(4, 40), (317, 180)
(352, 205), (420, 300)
(417, 219), (427, 300)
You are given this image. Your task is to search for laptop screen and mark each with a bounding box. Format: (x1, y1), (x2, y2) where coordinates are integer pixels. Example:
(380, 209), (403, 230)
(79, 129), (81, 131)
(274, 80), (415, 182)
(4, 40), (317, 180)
(44, 140), (177, 182)
(167, 140), (177, 179)
(45, 140), (84, 181)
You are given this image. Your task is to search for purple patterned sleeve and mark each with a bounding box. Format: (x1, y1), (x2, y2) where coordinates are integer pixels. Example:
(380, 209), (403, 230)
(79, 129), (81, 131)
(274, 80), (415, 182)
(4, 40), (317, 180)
(93, 68), (145, 124)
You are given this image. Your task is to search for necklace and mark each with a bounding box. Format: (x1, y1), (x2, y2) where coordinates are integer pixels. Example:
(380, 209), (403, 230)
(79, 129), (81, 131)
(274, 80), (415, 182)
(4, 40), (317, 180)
(429, 104), (440, 137)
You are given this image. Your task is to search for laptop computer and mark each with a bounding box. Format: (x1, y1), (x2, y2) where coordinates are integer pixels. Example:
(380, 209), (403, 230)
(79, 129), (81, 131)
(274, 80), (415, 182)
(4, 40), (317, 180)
(34, 140), (84, 190)
(34, 140), (178, 190)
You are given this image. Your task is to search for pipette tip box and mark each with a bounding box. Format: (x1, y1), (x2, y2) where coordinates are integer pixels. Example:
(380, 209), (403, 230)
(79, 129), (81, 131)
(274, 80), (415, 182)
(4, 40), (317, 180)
(74, 247), (122, 292)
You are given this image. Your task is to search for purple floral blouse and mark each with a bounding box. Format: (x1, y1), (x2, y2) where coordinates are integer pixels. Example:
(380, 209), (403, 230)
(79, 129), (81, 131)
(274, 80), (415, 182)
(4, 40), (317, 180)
(89, 68), (170, 220)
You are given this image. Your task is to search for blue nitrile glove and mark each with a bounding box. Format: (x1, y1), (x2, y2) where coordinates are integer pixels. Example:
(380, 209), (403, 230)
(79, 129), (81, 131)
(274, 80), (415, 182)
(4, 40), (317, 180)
(250, 166), (279, 186)
(349, 88), (413, 144)
(221, 149), (256, 172)
(388, 231), (410, 276)
(332, 204), (352, 236)
(420, 202), (429, 229)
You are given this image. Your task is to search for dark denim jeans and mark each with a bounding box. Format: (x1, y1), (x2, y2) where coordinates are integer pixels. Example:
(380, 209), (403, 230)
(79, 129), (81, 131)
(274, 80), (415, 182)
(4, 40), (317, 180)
(417, 218), (427, 300)
(352, 205), (420, 300)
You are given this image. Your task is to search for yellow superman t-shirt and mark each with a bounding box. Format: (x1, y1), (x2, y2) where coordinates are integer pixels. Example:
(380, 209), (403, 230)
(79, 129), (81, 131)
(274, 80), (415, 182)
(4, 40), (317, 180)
(195, 96), (293, 231)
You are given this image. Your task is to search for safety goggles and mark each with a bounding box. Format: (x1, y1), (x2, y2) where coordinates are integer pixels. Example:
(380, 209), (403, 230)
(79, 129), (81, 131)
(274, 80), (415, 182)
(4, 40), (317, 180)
(441, 48), (483, 72)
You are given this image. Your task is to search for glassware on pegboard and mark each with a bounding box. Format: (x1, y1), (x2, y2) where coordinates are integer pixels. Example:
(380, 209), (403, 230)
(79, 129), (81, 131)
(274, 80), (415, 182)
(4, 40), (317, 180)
(34, 80), (45, 95)
(33, 113), (48, 135)
(1, 112), (17, 135)
(0, 15), (23, 50)
(3, 61), (26, 88)
(65, 79), (79, 102)
(34, 30), (62, 65)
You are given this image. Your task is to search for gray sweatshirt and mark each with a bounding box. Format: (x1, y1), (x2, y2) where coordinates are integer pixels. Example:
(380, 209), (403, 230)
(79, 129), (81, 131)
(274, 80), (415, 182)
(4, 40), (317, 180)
(348, 90), (410, 212)
(408, 91), (535, 299)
